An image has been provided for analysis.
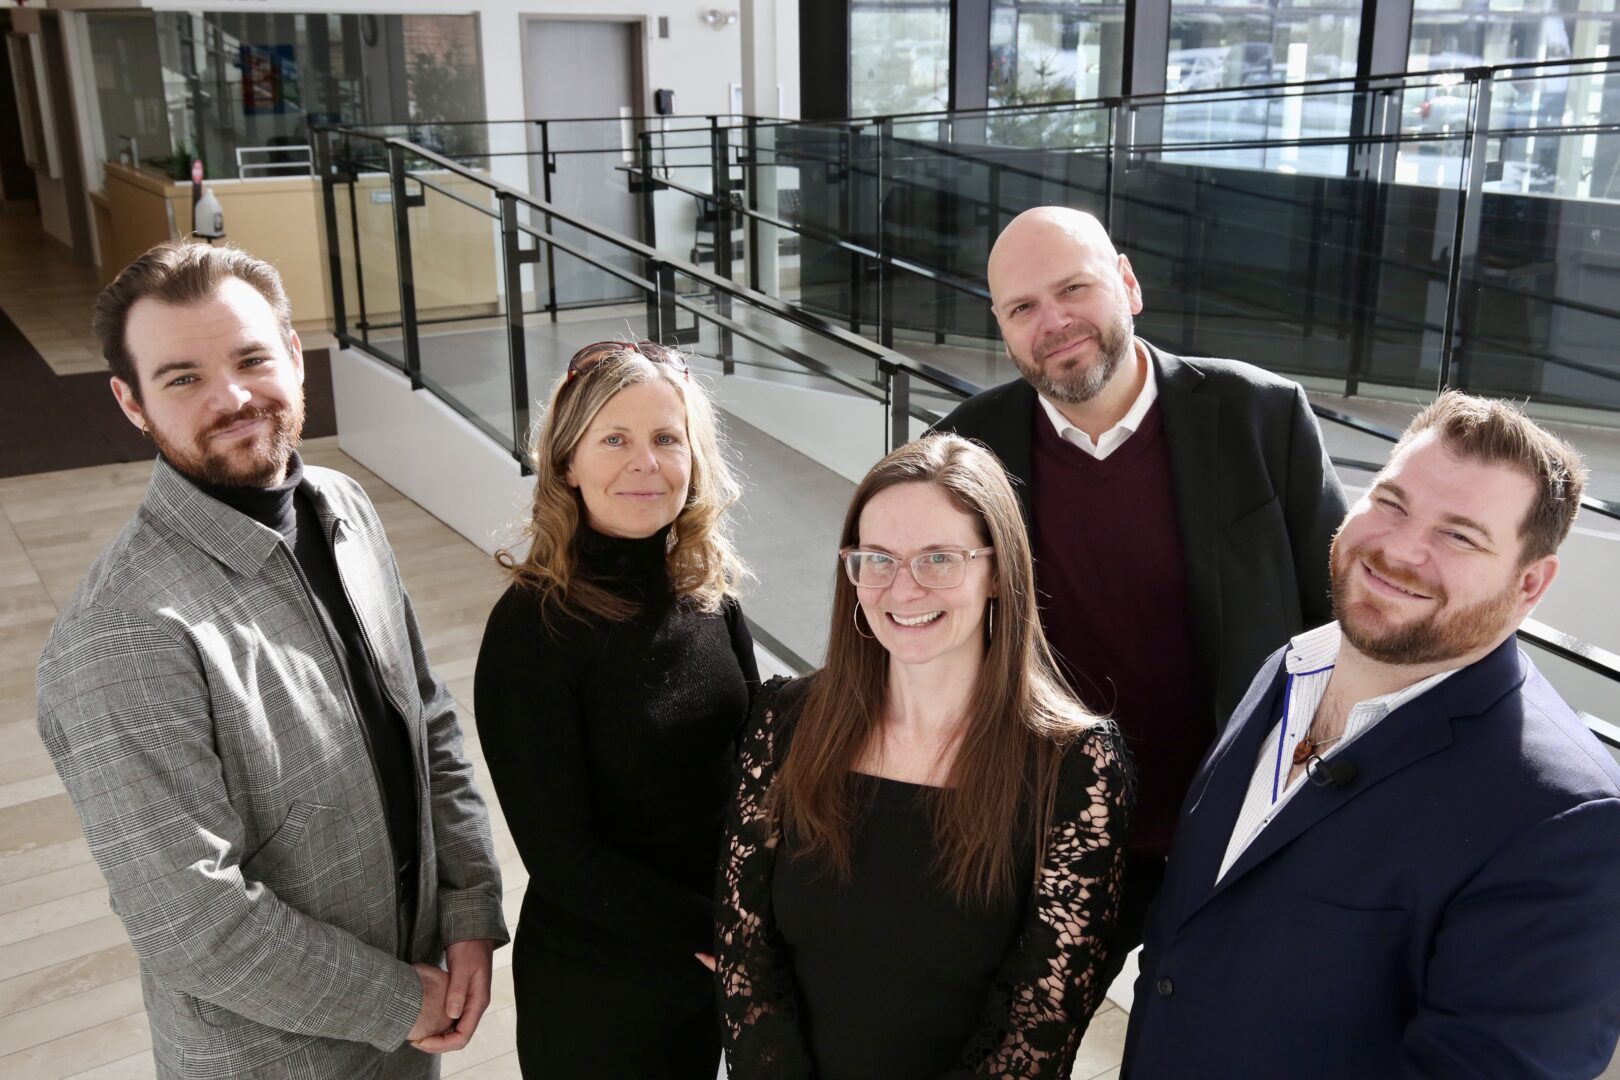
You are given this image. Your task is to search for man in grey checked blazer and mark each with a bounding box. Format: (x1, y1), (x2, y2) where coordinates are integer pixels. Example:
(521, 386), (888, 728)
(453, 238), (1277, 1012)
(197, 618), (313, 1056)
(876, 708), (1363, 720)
(37, 242), (508, 1079)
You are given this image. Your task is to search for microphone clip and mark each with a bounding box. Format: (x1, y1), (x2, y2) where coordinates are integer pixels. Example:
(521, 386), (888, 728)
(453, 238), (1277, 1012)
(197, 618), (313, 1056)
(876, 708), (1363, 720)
(1306, 754), (1358, 789)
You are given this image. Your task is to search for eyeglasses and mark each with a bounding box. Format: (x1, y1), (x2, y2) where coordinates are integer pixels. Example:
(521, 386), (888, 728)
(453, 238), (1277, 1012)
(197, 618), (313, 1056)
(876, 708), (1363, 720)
(565, 339), (691, 382)
(839, 546), (994, 589)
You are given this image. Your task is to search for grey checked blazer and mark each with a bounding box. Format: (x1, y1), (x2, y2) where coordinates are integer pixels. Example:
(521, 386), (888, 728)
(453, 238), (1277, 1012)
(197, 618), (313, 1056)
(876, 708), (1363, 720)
(37, 458), (509, 1080)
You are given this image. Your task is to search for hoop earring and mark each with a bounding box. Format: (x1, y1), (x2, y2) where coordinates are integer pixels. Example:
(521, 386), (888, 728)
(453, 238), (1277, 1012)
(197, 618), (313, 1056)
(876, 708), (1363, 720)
(986, 598), (995, 640)
(853, 604), (876, 640)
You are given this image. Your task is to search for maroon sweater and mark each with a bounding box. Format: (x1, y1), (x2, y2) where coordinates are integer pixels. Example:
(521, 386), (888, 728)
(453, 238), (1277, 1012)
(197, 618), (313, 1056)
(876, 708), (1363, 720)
(1030, 400), (1210, 857)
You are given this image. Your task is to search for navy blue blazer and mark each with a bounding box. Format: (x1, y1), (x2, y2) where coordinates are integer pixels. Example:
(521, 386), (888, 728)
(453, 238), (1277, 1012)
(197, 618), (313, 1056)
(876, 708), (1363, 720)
(1124, 634), (1620, 1079)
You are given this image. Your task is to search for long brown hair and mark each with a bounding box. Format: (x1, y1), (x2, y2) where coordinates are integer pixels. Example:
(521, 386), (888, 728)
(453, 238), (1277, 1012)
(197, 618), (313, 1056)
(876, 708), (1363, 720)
(497, 343), (746, 626)
(770, 434), (1099, 906)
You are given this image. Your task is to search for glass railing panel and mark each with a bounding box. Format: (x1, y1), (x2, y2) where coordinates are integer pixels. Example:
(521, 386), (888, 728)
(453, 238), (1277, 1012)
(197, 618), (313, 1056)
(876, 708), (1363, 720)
(1452, 65), (1620, 411)
(643, 129), (725, 274)
(1112, 99), (1466, 394)
(666, 265), (885, 392)
(406, 177), (514, 451)
(663, 265), (895, 493)
(332, 134), (407, 370)
(517, 206), (644, 311)
(737, 121), (801, 304)
(516, 244), (657, 415)
(1151, 84), (1360, 176)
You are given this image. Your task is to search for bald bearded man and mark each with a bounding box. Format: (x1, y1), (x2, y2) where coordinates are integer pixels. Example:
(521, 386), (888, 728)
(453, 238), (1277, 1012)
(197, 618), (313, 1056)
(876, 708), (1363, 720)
(936, 207), (1347, 983)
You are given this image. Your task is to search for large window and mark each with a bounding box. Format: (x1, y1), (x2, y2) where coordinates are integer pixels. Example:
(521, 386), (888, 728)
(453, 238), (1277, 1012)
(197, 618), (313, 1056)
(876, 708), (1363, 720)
(1166, 0), (1362, 91)
(988, 0), (1128, 108)
(87, 10), (485, 180)
(1405, 0), (1620, 197)
(850, 1), (952, 117)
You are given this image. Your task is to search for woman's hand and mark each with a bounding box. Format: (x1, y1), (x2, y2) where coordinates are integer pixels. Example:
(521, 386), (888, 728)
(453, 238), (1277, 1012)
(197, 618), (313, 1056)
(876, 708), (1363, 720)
(695, 951), (718, 972)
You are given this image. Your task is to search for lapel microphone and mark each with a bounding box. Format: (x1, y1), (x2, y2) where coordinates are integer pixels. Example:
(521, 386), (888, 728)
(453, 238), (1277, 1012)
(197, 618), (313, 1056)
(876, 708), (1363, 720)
(1306, 754), (1358, 789)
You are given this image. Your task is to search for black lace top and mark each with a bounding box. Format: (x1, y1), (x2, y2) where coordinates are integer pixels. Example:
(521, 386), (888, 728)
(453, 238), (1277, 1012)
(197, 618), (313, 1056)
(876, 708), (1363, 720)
(716, 677), (1135, 1079)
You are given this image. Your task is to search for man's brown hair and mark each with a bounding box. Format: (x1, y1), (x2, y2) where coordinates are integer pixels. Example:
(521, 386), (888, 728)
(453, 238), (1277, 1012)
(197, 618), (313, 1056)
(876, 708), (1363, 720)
(1394, 390), (1588, 563)
(92, 240), (293, 402)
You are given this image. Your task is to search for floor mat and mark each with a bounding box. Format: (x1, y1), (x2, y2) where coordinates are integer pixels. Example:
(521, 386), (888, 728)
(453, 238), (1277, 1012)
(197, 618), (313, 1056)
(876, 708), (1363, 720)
(0, 305), (336, 479)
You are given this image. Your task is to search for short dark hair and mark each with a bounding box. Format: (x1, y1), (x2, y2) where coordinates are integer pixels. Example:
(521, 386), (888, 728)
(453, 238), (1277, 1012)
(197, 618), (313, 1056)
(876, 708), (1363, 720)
(92, 240), (294, 402)
(1394, 390), (1587, 563)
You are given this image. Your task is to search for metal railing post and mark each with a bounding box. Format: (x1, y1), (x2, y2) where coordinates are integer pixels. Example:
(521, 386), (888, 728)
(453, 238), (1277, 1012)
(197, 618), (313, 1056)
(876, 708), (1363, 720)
(710, 117), (735, 364)
(386, 141), (424, 389)
(499, 192), (536, 462)
(887, 366), (911, 452)
(539, 119), (558, 322)
(1439, 70), (1493, 392)
(878, 118), (894, 352)
(745, 116), (762, 293)
(1107, 99), (1130, 235)
(314, 128), (349, 343)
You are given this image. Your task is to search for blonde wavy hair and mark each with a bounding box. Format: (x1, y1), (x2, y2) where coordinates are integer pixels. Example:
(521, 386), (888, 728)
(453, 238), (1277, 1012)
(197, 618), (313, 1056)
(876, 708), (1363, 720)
(498, 342), (748, 625)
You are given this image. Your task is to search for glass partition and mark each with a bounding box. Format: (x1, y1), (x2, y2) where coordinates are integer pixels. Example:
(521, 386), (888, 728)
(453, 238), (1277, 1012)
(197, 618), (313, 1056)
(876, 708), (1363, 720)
(86, 9), (485, 180)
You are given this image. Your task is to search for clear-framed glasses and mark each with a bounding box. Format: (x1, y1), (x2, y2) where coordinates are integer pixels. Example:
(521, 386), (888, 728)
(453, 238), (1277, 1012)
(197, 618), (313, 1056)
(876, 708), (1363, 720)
(839, 546), (995, 589)
(565, 339), (691, 383)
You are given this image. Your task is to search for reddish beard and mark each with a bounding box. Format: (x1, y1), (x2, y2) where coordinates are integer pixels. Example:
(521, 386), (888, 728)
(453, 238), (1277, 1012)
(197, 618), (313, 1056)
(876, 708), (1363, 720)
(150, 398), (305, 488)
(1330, 542), (1519, 666)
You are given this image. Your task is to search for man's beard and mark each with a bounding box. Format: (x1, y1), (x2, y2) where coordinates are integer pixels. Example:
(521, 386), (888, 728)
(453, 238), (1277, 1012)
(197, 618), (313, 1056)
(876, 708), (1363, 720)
(1330, 539), (1519, 666)
(1011, 306), (1134, 405)
(150, 397), (305, 488)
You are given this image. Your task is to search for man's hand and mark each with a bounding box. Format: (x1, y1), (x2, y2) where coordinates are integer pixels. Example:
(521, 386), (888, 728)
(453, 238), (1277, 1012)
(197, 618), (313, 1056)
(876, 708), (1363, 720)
(406, 962), (452, 1043)
(411, 939), (496, 1053)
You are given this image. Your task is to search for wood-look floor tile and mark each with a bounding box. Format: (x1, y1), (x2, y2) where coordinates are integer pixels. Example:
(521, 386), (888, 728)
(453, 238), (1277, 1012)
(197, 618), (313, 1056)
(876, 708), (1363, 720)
(0, 1012), (152, 1080)
(446, 1045), (521, 1080)
(61, 1047), (158, 1080)
(1072, 1001), (1129, 1078)
(0, 885), (112, 951)
(0, 942), (138, 1017)
(0, 913), (130, 982)
(0, 793), (84, 858)
(442, 1001), (518, 1078)
(0, 771), (65, 810)
(0, 837), (93, 887)
(0, 974), (144, 1056)
(0, 859), (106, 918)
(0, 745), (53, 789)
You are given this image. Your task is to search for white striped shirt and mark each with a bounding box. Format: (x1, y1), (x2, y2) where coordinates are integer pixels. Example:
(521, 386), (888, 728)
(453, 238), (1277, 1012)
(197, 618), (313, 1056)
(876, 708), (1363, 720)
(1215, 622), (1459, 883)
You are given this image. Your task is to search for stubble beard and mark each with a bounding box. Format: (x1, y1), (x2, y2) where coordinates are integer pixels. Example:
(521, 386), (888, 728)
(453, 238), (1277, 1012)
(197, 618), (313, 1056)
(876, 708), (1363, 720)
(150, 395), (306, 488)
(1011, 306), (1135, 405)
(1329, 538), (1519, 666)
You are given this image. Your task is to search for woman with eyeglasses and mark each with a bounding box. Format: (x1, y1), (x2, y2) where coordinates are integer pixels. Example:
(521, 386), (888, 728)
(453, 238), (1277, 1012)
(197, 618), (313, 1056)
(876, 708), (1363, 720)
(475, 340), (758, 1078)
(716, 434), (1134, 1080)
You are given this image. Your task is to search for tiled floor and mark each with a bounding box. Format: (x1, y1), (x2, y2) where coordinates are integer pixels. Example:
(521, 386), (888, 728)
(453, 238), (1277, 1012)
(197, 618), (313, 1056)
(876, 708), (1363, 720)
(0, 218), (106, 377)
(0, 440), (1131, 1080)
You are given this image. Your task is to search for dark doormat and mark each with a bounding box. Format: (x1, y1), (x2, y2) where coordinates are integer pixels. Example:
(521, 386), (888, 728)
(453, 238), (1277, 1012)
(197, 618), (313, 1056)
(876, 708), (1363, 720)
(0, 306), (336, 480)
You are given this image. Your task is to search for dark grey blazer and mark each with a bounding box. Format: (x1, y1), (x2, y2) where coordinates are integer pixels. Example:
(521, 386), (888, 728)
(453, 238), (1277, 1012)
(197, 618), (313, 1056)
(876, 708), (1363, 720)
(935, 341), (1347, 730)
(37, 458), (509, 1080)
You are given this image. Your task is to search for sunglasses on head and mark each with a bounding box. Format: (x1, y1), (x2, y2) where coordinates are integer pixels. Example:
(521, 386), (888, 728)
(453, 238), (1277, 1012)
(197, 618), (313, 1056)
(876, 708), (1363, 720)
(565, 340), (691, 383)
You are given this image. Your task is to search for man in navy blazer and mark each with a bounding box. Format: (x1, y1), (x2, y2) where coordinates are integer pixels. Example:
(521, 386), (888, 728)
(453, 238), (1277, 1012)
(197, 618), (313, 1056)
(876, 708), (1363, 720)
(1124, 392), (1620, 1079)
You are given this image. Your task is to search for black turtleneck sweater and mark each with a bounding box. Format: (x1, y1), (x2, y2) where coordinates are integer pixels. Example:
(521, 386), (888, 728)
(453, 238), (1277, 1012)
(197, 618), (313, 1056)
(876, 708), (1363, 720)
(189, 453), (420, 892)
(473, 525), (760, 961)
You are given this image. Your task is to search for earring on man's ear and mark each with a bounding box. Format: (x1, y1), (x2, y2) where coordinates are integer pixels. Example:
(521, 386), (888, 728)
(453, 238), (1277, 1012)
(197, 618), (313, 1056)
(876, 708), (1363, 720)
(853, 604), (876, 640)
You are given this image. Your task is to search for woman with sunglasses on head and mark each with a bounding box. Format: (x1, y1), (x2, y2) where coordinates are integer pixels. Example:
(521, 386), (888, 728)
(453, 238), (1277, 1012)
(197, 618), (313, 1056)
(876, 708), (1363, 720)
(716, 434), (1134, 1080)
(475, 340), (758, 1078)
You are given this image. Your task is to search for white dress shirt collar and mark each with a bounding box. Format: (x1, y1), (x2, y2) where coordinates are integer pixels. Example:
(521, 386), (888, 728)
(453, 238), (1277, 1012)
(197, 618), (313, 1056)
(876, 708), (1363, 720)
(1036, 339), (1158, 461)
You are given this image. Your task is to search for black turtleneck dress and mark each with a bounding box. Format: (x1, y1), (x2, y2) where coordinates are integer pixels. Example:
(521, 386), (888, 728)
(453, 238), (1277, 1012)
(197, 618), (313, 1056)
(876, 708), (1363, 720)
(474, 525), (759, 1078)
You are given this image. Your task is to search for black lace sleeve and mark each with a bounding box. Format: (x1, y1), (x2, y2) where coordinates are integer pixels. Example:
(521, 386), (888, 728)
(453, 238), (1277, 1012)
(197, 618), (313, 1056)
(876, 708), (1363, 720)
(715, 676), (816, 1079)
(953, 721), (1136, 1078)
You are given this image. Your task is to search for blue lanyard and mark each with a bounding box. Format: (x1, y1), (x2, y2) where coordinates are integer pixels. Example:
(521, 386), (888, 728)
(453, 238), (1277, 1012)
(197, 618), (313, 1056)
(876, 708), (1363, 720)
(1270, 664), (1335, 803)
